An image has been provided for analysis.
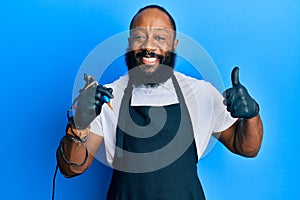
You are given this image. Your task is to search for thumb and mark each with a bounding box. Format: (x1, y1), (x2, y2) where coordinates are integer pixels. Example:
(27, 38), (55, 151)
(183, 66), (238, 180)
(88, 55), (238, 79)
(231, 66), (240, 87)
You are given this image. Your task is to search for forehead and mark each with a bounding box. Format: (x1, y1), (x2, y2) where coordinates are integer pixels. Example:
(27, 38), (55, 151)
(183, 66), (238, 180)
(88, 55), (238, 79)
(131, 8), (173, 30)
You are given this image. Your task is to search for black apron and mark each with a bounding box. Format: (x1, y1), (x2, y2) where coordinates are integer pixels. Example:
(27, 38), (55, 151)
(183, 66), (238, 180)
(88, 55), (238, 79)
(106, 76), (205, 200)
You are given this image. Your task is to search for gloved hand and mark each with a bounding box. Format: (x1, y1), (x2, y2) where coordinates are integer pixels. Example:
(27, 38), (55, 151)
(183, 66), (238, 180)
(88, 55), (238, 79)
(74, 84), (114, 130)
(223, 67), (259, 119)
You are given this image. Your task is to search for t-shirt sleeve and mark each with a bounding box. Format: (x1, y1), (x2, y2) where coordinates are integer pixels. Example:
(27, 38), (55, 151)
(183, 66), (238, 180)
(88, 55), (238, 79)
(208, 83), (238, 133)
(90, 115), (104, 137)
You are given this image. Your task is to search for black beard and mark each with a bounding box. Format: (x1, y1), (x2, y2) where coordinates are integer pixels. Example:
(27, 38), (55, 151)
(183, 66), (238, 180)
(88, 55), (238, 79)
(125, 50), (177, 87)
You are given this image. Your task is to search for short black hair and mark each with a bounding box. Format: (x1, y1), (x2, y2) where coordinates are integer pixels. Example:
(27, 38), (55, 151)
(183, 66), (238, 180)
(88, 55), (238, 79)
(129, 5), (177, 34)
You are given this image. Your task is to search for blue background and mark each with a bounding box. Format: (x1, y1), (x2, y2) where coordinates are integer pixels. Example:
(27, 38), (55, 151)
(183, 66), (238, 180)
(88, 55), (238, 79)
(1, 0), (299, 199)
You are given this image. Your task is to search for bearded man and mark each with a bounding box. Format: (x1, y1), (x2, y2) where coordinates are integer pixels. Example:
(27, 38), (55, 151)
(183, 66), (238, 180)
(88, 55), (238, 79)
(56, 5), (263, 200)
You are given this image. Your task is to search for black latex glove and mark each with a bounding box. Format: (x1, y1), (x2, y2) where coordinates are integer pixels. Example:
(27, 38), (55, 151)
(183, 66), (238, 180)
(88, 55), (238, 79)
(223, 67), (259, 119)
(74, 85), (114, 130)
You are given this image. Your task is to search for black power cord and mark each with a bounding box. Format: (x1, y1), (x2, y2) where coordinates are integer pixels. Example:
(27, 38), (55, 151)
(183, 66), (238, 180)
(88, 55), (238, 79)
(52, 164), (59, 200)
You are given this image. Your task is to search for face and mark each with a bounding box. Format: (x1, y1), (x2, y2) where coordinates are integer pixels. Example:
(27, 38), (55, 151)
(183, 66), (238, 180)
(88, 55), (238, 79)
(128, 8), (178, 74)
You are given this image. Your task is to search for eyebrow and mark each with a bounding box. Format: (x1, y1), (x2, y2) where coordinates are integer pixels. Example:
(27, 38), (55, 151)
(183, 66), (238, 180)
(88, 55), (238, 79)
(131, 27), (170, 34)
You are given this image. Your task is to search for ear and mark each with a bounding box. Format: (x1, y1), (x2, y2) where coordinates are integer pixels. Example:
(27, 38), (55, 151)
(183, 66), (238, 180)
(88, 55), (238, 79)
(128, 37), (131, 46)
(173, 39), (179, 50)
(126, 38), (132, 52)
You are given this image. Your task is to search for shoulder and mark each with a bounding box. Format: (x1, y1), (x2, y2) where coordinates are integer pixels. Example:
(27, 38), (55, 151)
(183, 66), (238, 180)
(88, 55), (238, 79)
(103, 75), (129, 99)
(174, 71), (216, 92)
(104, 74), (129, 89)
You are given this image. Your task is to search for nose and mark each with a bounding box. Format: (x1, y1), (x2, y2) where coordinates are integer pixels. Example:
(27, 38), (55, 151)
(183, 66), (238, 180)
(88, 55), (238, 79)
(141, 37), (157, 52)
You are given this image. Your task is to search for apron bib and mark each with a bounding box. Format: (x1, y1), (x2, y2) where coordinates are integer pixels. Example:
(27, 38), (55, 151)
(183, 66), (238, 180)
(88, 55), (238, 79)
(107, 76), (205, 200)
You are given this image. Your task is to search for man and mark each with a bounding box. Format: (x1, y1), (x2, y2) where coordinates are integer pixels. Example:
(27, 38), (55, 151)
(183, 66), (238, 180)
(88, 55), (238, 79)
(56, 5), (263, 200)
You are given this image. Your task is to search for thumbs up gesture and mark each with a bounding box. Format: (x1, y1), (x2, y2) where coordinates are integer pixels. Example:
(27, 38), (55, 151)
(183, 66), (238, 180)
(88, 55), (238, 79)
(223, 67), (260, 119)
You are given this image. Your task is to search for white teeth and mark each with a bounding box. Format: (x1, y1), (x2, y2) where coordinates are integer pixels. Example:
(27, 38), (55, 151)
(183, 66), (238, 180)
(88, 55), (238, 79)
(143, 57), (157, 62)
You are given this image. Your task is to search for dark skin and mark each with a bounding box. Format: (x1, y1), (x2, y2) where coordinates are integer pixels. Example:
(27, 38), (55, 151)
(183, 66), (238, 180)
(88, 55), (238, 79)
(57, 8), (263, 177)
(216, 116), (263, 157)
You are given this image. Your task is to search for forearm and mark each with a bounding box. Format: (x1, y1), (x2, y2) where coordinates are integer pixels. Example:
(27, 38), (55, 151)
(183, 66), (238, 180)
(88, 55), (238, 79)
(57, 74), (111, 177)
(56, 137), (91, 178)
(56, 125), (103, 178)
(234, 115), (263, 157)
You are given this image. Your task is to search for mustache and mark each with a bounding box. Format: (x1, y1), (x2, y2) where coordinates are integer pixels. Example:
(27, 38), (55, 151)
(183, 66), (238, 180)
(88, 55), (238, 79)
(136, 50), (164, 61)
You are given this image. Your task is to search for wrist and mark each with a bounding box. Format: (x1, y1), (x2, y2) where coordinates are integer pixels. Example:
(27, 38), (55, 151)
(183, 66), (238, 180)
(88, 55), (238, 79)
(245, 101), (260, 119)
(66, 123), (90, 143)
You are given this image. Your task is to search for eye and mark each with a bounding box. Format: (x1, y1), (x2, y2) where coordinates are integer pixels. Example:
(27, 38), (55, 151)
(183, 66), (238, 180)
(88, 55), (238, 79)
(132, 34), (146, 42)
(155, 35), (166, 41)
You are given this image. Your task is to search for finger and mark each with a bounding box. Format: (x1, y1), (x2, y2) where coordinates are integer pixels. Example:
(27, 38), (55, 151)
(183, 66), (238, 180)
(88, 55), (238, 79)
(231, 101), (244, 118)
(223, 95), (234, 106)
(231, 66), (240, 87)
(97, 86), (114, 98)
(223, 98), (231, 106)
(223, 88), (233, 99)
(107, 88), (113, 94)
(94, 101), (102, 115)
(226, 103), (235, 113)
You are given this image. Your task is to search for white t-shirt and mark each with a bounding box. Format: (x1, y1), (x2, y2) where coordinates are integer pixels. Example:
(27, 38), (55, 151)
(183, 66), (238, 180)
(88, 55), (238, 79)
(90, 71), (237, 166)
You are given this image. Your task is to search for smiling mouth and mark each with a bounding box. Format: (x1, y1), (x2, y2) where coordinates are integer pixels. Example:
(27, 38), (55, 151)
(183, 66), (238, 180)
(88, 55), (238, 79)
(142, 57), (159, 65)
